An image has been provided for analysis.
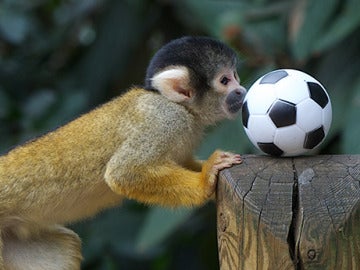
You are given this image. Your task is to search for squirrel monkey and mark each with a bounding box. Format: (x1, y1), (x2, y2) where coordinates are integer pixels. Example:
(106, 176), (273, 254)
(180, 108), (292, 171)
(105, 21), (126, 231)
(0, 36), (246, 269)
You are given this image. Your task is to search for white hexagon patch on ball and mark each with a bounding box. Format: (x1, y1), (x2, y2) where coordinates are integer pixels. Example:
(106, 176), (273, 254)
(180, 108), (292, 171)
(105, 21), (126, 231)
(242, 69), (332, 157)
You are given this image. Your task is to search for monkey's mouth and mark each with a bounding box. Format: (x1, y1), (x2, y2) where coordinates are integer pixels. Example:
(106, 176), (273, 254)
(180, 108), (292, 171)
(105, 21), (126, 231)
(227, 100), (243, 114)
(225, 89), (246, 114)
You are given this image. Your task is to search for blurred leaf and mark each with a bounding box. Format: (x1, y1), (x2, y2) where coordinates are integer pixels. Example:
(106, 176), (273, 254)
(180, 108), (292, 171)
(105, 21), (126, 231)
(135, 207), (193, 253)
(98, 255), (118, 270)
(76, 205), (146, 263)
(343, 78), (360, 153)
(53, 0), (105, 25)
(0, 8), (30, 44)
(314, 0), (360, 52)
(44, 90), (89, 127)
(66, 0), (155, 104)
(0, 89), (13, 153)
(290, 0), (338, 60)
(17, 90), (57, 140)
(242, 17), (286, 58)
(0, 88), (10, 118)
(313, 32), (360, 143)
(180, 0), (247, 36)
(22, 90), (56, 120)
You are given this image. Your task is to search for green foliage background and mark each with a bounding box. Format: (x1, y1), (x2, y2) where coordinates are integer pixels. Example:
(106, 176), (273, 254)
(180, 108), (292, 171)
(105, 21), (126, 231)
(1, 0), (359, 269)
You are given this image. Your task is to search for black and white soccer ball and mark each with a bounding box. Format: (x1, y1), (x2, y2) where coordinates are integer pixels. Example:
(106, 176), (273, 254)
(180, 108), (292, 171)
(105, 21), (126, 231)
(242, 69), (332, 156)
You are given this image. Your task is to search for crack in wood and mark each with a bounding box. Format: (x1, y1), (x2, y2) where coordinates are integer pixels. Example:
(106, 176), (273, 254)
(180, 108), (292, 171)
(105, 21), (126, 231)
(288, 158), (302, 269)
(257, 175), (272, 269)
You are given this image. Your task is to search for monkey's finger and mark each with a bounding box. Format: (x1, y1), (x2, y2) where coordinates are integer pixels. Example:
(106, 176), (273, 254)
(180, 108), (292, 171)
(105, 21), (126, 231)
(213, 159), (240, 172)
(216, 154), (242, 165)
(220, 152), (242, 160)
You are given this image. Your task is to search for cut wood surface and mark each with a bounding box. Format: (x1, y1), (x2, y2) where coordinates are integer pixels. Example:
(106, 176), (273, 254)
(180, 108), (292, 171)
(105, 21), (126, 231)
(216, 155), (360, 270)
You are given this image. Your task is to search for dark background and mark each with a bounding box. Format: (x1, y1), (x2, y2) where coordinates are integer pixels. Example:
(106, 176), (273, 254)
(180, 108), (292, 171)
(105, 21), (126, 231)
(1, 0), (359, 269)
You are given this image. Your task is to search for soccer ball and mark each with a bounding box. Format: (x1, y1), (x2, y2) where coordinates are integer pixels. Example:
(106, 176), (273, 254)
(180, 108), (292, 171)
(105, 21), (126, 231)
(242, 69), (332, 157)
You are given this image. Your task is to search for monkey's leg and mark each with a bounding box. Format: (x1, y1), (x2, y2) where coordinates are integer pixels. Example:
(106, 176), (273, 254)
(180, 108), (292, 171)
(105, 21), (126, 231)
(2, 225), (82, 270)
(105, 150), (241, 207)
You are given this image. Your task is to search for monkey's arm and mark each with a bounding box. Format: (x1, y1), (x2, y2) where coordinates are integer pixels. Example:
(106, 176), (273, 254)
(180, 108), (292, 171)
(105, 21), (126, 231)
(183, 158), (203, 172)
(104, 150), (240, 207)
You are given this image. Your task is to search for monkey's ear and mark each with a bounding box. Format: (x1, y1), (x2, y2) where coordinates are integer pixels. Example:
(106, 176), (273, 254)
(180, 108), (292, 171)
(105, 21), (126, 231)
(151, 67), (193, 103)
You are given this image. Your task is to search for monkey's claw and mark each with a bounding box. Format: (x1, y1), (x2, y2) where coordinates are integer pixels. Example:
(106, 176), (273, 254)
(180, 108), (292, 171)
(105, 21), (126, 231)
(203, 151), (242, 197)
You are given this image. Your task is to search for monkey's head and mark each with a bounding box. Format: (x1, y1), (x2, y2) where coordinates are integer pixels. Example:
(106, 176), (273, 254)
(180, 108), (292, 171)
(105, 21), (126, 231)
(145, 36), (247, 125)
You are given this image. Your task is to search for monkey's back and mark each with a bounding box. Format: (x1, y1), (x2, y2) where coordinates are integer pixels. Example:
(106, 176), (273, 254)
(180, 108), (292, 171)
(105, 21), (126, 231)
(0, 88), (162, 224)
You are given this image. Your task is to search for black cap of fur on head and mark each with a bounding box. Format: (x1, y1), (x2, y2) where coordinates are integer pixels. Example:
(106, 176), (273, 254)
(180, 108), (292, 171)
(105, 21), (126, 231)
(145, 36), (238, 97)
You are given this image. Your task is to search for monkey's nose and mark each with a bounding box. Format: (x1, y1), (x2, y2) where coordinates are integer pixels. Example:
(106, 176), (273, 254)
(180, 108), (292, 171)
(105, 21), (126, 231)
(226, 87), (247, 113)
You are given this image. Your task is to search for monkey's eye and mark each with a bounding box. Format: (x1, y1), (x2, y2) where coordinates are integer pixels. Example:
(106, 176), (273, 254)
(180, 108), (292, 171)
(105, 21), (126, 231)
(220, 76), (230, 85)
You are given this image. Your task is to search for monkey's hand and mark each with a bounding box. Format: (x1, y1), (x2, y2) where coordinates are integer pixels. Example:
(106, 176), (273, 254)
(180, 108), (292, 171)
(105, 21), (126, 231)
(201, 150), (242, 198)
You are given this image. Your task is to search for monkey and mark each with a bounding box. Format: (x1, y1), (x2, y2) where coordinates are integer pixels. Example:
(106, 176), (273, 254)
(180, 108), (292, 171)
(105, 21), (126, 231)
(0, 36), (246, 270)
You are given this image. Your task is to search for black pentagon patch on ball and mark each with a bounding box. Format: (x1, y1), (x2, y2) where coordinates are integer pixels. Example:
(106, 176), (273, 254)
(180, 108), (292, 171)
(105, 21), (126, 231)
(260, 70), (288, 84)
(304, 126), (325, 149)
(258, 142), (284, 156)
(307, 82), (329, 108)
(242, 101), (250, 128)
(268, 99), (296, 128)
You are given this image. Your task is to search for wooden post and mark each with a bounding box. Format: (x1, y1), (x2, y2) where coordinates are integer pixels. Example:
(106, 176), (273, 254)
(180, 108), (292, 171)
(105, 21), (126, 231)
(216, 155), (360, 270)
